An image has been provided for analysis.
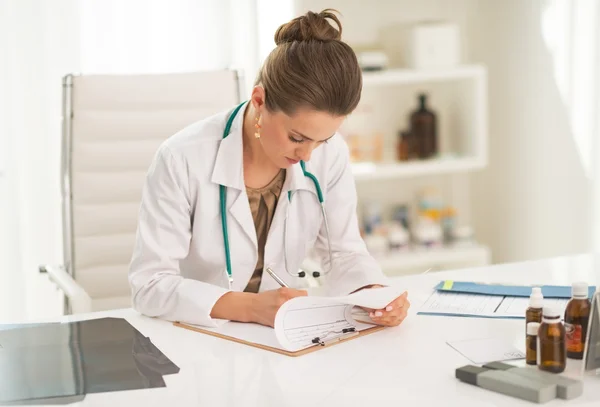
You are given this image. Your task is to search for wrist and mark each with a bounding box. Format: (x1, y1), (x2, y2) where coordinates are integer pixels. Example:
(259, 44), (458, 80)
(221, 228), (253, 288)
(212, 291), (256, 323)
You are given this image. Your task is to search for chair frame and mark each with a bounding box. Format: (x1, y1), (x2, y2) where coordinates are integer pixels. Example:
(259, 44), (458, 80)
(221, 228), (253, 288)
(40, 70), (245, 315)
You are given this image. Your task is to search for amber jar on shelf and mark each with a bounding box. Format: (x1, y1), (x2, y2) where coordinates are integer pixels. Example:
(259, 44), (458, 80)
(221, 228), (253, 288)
(410, 93), (437, 159)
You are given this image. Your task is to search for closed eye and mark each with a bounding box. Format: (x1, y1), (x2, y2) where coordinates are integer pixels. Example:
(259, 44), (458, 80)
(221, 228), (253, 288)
(289, 132), (333, 144)
(289, 134), (304, 143)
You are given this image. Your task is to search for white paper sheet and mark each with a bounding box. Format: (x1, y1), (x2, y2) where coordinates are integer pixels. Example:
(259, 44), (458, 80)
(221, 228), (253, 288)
(418, 291), (570, 319)
(274, 286), (404, 351)
(447, 337), (525, 364)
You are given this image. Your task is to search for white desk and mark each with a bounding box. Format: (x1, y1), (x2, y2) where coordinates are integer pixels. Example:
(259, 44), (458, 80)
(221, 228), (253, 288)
(8, 253), (600, 406)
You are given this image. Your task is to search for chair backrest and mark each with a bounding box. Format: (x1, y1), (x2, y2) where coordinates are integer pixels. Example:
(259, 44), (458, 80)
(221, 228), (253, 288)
(62, 70), (242, 311)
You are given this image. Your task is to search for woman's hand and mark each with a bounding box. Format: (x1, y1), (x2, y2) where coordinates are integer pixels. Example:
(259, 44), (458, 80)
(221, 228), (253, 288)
(249, 287), (307, 328)
(211, 288), (307, 327)
(367, 291), (410, 327)
(355, 285), (410, 327)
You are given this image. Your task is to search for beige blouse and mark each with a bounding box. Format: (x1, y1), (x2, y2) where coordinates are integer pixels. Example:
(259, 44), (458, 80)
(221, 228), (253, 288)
(243, 169), (287, 293)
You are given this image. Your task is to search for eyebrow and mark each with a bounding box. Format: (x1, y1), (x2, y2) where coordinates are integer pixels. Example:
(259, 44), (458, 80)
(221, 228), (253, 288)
(291, 129), (335, 142)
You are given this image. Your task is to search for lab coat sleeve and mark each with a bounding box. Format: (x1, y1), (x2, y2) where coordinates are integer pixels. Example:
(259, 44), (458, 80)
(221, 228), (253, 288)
(314, 139), (391, 296)
(129, 145), (230, 327)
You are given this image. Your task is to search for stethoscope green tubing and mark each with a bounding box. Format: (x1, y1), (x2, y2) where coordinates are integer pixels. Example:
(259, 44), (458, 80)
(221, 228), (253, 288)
(220, 102), (330, 285)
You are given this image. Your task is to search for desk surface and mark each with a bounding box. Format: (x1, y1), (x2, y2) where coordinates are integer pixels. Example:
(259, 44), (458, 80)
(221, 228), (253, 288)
(7, 253), (600, 406)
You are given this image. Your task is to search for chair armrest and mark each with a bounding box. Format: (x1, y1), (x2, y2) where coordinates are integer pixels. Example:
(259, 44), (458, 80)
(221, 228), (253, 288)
(39, 265), (92, 314)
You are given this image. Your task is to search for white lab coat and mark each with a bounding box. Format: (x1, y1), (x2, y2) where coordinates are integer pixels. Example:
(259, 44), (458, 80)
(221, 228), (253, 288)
(129, 102), (390, 327)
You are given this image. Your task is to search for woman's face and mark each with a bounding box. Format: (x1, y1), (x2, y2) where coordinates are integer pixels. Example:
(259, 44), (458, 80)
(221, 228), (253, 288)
(251, 88), (345, 169)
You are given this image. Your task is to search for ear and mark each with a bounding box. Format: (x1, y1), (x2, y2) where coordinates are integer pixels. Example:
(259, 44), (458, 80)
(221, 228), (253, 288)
(250, 86), (266, 113)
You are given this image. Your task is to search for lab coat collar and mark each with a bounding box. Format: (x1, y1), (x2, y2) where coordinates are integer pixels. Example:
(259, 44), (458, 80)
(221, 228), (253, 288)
(211, 102), (247, 190)
(211, 101), (316, 196)
(285, 161), (314, 196)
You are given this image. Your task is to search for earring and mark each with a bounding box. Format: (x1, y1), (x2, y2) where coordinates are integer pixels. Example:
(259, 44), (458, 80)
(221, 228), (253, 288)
(254, 116), (261, 139)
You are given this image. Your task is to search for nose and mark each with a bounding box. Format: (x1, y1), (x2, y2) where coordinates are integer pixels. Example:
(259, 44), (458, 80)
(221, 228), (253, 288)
(296, 144), (316, 162)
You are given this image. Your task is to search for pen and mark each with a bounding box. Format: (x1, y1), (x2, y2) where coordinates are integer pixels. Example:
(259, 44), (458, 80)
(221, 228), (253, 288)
(265, 267), (289, 288)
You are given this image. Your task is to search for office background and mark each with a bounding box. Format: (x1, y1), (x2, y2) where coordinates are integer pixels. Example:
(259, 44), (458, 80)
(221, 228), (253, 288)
(1, 0), (599, 322)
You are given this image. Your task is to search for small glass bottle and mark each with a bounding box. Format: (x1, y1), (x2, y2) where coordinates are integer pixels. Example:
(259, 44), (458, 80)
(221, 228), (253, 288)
(526, 322), (540, 365)
(564, 281), (592, 360)
(526, 287), (543, 328)
(537, 307), (566, 373)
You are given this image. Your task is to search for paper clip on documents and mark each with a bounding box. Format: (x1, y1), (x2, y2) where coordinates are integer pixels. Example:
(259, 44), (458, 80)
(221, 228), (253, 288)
(311, 327), (358, 346)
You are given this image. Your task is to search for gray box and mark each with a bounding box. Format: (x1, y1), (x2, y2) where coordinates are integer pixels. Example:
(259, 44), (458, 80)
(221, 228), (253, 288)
(508, 367), (583, 400)
(478, 370), (557, 404)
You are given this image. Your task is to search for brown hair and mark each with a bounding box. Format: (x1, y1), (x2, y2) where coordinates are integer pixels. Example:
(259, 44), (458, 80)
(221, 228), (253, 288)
(255, 9), (362, 117)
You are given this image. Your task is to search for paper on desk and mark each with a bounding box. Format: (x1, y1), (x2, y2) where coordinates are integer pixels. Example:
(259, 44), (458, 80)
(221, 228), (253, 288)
(418, 291), (569, 319)
(447, 337), (525, 364)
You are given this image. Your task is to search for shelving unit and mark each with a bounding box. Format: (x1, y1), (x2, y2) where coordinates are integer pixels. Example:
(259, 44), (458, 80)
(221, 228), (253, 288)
(344, 63), (491, 276)
(361, 65), (486, 86)
(373, 244), (491, 276)
(351, 156), (485, 181)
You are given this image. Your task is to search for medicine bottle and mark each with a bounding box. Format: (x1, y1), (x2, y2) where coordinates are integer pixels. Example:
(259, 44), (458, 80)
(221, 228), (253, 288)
(526, 287), (543, 327)
(526, 322), (540, 366)
(537, 307), (566, 373)
(564, 281), (591, 360)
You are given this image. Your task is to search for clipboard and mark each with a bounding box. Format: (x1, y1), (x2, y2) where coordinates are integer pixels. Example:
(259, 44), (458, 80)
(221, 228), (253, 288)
(173, 321), (385, 357)
(435, 280), (597, 299)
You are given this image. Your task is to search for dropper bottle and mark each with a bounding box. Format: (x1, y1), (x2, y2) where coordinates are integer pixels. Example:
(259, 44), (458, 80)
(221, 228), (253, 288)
(526, 287), (544, 327)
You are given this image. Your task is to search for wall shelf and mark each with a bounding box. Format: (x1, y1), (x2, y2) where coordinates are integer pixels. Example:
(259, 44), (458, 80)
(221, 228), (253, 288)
(374, 244), (491, 276)
(351, 157), (485, 181)
(362, 65), (486, 86)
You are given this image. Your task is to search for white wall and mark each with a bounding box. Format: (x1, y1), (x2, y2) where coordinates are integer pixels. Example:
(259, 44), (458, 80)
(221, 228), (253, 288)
(0, 0), (80, 321)
(468, 0), (592, 263)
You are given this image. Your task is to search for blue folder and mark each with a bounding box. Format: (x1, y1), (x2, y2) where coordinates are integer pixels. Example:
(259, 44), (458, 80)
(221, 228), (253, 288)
(434, 280), (597, 299)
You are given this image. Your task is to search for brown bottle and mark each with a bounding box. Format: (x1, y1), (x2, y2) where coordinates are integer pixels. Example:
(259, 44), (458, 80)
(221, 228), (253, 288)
(526, 322), (540, 365)
(564, 281), (591, 359)
(537, 307), (566, 373)
(397, 131), (410, 161)
(410, 93), (437, 159)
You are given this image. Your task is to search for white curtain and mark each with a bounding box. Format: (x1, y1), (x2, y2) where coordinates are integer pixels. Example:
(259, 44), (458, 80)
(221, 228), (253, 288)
(0, 0), (277, 321)
(541, 0), (600, 251)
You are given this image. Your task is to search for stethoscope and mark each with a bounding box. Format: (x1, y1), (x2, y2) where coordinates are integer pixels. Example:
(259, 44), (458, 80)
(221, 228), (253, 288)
(220, 102), (333, 288)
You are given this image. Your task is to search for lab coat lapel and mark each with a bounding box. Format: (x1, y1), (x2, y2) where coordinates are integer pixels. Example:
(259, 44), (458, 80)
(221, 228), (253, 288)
(210, 103), (258, 249)
(264, 162), (316, 263)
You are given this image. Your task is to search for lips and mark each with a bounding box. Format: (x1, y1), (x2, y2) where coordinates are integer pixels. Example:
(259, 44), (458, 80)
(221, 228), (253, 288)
(286, 157), (300, 165)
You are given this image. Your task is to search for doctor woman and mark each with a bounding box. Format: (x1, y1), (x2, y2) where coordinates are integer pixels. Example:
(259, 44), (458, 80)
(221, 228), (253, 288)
(129, 9), (410, 328)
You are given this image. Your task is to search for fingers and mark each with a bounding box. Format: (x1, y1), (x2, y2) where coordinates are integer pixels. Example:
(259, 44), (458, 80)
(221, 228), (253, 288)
(277, 287), (308, 302)
(372, 306), (409, 326)
(370, 293), (411, 326)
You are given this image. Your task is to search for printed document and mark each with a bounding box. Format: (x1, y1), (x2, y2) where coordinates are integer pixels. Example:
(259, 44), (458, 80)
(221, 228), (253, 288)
(418, 291), (569, 319)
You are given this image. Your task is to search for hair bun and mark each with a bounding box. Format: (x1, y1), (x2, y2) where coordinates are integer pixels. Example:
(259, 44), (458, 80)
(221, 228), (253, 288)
(274, 9), (342, 45)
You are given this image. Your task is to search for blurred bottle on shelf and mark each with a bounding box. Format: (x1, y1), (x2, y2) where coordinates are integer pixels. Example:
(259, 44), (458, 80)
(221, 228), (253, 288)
(392, 205), (410, 230)
(413, 217), (443, 248)
(388, 223), (410, 252)
(410, 93), (437, 159)
(441, 207), (456, 243)
(343, 103), (383, 163)
(347, 133), (383, 163)
(363, 201), (383, 235)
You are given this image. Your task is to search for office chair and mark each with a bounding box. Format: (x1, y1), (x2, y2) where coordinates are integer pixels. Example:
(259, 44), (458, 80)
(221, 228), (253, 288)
(40, 70), (243, 314)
